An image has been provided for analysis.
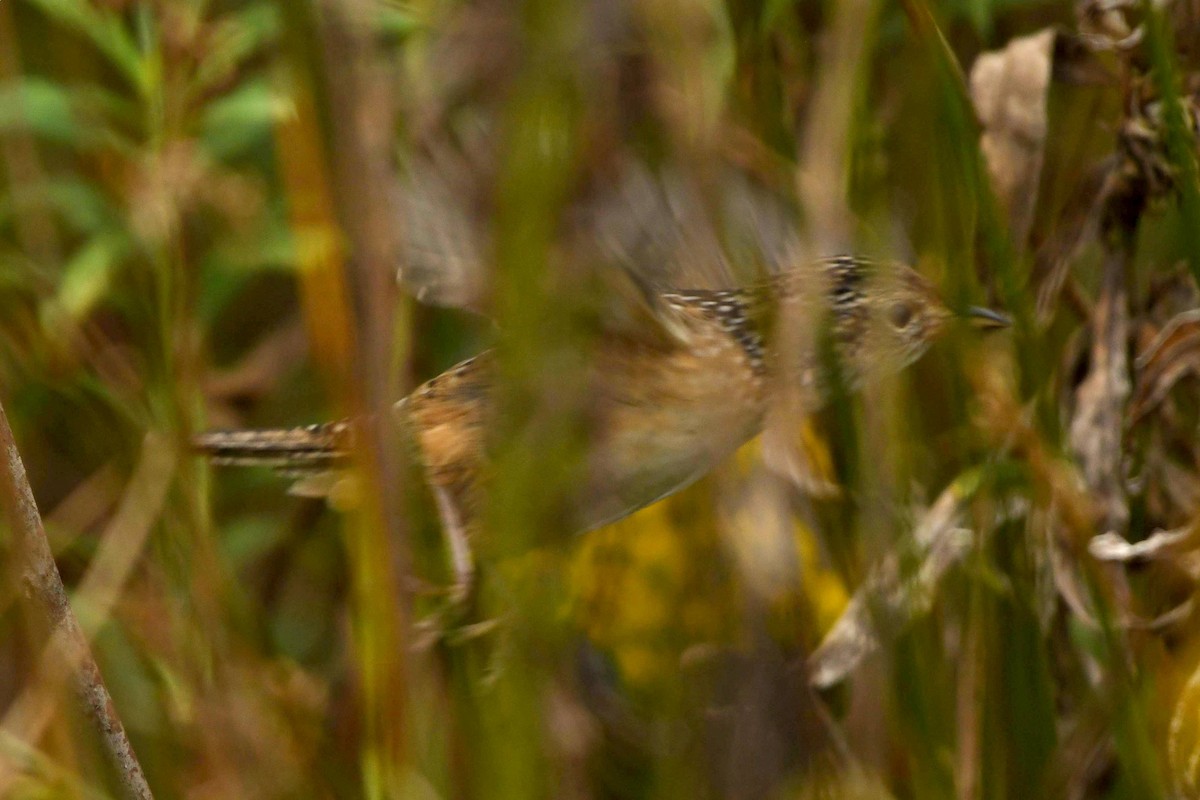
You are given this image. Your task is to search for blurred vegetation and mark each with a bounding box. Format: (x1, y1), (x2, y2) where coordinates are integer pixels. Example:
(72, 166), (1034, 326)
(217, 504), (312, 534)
(2, 0), (1200, 798)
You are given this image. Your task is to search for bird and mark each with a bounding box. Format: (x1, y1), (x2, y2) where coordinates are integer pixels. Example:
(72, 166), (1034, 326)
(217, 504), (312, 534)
(195, 255), (1008, 597)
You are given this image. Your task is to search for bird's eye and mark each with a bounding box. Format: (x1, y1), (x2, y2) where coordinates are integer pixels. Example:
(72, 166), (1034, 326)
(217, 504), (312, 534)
(888, 302), (915, 330)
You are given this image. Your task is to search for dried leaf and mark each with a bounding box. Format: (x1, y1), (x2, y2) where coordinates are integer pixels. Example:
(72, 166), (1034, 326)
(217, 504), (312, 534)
(1088, 528), (1200, 629)
(1130, 309), (1200, 421)
(808, 478), (973, 688)
(1068, 251), (1130, 532)
(1089, 527), (1195, 564)
(1078, 0), (1144, 50)
(970, 29), (1056, 246)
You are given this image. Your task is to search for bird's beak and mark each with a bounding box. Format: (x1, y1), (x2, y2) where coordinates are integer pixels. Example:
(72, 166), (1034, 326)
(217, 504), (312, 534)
(964, 306), (1012, 330)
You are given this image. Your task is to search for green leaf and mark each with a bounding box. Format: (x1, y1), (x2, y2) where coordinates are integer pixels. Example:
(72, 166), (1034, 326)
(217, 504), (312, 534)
(377, 4), (422, 38)
(42, 181), (119, 235)
(53, 232), (131, 319)
(193, 4), (280, 96)
(20, 0), (146, 94)
(72, 83), (141, 136)
(219, 514), (290, 570)
(0, 78), (78, 144)
(1144, 4), (1200, 284)
(0, 78), (138, 155)
(199, 79), (290, 161)
(198, 214), (298, 321)
(1, 179), (118, 235)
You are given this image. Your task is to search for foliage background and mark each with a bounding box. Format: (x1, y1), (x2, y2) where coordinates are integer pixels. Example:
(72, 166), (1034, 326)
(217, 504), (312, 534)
(1, 0), (1199, 797)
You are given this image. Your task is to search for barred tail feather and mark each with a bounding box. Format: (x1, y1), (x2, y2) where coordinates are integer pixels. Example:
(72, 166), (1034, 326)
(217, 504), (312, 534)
(192, 421), (353, 471)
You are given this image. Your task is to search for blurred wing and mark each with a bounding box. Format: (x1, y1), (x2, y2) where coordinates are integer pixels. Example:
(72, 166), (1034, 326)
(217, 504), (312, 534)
(395, 149), (492, 312)
(393, 154), (802, 353)
(596, 260), (697, 349)
(583, 161), (801, 292)
(584, 164), (732, 290)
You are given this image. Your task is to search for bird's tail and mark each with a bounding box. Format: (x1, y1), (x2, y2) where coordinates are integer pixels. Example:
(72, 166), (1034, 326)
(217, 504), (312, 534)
(193, 421), (360, 500)
(193, 421), (353, 472)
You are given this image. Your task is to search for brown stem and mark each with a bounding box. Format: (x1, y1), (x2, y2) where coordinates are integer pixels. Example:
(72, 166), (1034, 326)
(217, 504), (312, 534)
(1068, 246), (1131, 535)
(0, 401), (153, 800)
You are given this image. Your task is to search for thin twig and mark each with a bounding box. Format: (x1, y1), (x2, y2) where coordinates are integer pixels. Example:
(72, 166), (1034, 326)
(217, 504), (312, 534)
(0, 400), (154, 800)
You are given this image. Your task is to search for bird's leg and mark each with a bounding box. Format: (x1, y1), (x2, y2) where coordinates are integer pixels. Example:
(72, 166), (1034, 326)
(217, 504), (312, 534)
(433, 485), (475, 606)
(410, 485), (504, 651)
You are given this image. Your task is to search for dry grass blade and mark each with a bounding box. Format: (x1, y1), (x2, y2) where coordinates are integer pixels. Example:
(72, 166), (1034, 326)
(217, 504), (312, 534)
(43, 463), (122, 556)
(0, 401), (154, 800)
(0, 434), (173, 794)
(71, 434), (174, 634)
(1170, 656), (1200, 797)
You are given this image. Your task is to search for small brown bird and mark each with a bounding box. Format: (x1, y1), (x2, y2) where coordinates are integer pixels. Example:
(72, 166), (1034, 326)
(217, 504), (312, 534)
(196, 255), (1007, 592)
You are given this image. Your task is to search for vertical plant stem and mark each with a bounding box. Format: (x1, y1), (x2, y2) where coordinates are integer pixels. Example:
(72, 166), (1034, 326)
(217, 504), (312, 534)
(315, 0), (413, 794)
